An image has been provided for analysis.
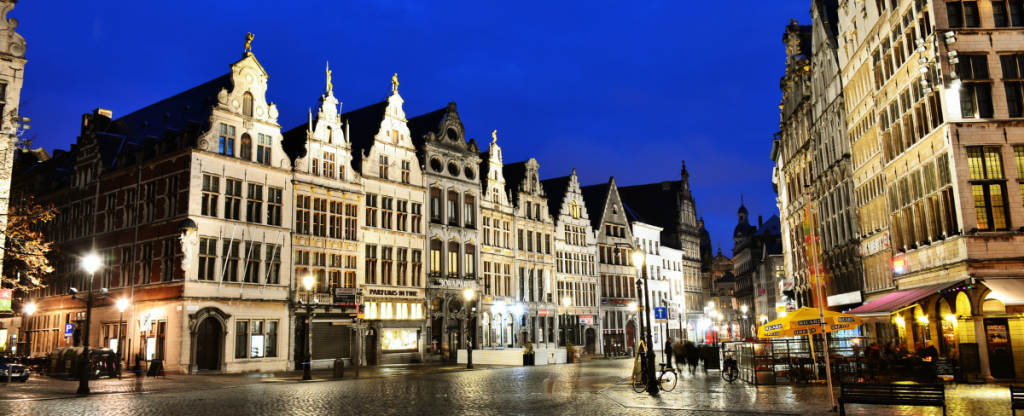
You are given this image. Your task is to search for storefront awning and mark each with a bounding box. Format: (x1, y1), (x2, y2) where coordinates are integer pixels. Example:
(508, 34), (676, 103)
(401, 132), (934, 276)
(981, 278), (1024, 306)
(845, 282), (957, 316)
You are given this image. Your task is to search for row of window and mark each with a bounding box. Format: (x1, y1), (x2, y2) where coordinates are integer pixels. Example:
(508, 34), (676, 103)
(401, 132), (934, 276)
(364, 245), (424, 287)
(197, 238), (283, 284)
(362, 301), (424, 320)
(217, 123), (273, 166)
(600, 274), (637, 299)
(482, 216), (512, 248)
(556, 281), (597, 307)
(518, 229), (552, 254)
(598, 245), (631, 265)
(234, 319), (279, 359)
(296, 196), (360, 238)
(429, 188), (475, 227)
(556, 252), (596, 276)
(427, 240), (474, 278)
(364, 194), (423, 233)
(201, 174), (284, 226)
(947, 1), (1024, 29)
(483, 262), (513, 298)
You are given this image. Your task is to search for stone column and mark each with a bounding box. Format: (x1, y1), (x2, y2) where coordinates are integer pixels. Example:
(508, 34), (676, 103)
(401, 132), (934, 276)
(973, 317), (993, 380)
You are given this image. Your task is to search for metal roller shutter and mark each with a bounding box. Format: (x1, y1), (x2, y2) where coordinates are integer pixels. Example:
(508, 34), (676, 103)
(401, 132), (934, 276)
(312, 322), (351, 360)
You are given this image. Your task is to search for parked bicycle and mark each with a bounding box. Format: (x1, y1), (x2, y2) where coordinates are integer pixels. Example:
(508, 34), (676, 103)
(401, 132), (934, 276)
(721, 350), (738, 383)
(629, 341), (677, 393)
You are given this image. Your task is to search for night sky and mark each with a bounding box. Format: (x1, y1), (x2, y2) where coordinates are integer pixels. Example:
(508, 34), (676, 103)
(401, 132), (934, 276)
(14, 0), (808, 255)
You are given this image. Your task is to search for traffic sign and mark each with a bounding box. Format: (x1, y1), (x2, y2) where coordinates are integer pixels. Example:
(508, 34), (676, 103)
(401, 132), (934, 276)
(654, 307), (668, 323)
(64, 323), (74, 338)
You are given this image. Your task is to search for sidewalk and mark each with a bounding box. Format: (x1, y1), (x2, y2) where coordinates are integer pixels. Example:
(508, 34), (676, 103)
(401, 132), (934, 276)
(0, 362), (503, 402)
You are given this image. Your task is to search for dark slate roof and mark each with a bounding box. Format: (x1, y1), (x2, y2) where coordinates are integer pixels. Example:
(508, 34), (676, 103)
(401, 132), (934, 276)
(406, 106), (447, 154)
(764, 241), (783, 256)
(108, 74), (232, 158)
(502, 161), (528, 206)
(616, 181), (683, 231)
(753, 215), (782, 237)
(818, 0), (841, 46)
(281, 120), (310, 162)
(622, 203), (647, 224)
(338, 101), (388, 173)
(540, 175), (572, 220)
(579, 182), (610, 230)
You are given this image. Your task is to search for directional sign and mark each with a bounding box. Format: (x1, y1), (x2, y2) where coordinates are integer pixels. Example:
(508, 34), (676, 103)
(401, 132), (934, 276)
(654, 307), (668, 323)
(64, 323), (74, 338)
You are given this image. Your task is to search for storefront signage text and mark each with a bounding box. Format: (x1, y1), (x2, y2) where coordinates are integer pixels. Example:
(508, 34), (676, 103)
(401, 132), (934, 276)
(367, 288), (421, 298)
(432, 279), (480, 290)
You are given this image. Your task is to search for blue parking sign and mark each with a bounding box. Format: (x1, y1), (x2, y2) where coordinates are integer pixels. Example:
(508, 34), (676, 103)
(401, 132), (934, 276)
(654, 307), (668, 321)
(64, 323), (74, 337)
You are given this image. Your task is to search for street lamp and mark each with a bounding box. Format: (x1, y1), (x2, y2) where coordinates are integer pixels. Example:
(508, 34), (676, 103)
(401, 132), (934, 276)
(116, 298), (129, 380)
(463, 289), (475, 369)
(76, 253), (103, 394)
(631, 249), (658, 396)
(296, 274), (330, 381)
(23, 303), (35, 359)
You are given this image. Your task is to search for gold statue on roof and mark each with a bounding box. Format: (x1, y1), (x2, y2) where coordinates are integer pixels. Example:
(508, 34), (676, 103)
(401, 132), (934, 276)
(244, 32), (255, 53)
(392, 73), (399, 91)
(326, 62), (333, 94)
(492, 130), (497, 143)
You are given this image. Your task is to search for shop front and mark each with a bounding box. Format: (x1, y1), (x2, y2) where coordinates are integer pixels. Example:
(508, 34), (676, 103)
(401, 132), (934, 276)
(427, 279), (480, 359)
(361, 287), (427, 365)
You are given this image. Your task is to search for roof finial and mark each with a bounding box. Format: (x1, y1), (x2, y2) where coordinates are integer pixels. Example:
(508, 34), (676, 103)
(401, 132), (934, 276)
(326, 62), (333, 94)
(391, 73), (399, 92)
(244, 32), (254, 54)
(572, 167), (577, 176)
(741, 192), (745, 207)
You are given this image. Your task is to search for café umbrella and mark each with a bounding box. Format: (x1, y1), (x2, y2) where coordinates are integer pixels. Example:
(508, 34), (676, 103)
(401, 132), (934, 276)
(757, 307), (863, 338)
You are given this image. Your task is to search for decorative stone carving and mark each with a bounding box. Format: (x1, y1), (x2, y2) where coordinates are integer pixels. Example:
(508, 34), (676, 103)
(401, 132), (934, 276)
(0, 2), (26, 58)
(217, 88), (228, 105)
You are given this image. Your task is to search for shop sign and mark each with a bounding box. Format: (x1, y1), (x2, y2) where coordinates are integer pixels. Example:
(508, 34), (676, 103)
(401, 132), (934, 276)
(859, 232), (890, 256)
(432, 278), (480, 290)
(687, 321), (695, 331)
(607, 299), (631, 305)
(538, 310), (550, 316)
(0, 289), (11, 312)
(579, 316), (594, 325)
(668, 320), (681, 329)
(1008, 305), (1024, 314)
(365, 288), (421, 298)
(334, 288), (357, 306)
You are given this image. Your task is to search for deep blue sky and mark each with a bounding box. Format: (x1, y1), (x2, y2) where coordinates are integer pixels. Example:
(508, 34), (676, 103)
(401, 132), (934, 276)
(15, 0), (808, 254)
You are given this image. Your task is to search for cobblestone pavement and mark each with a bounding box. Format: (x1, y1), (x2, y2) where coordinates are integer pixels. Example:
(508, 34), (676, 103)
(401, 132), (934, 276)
(0, 358), (1015, 415)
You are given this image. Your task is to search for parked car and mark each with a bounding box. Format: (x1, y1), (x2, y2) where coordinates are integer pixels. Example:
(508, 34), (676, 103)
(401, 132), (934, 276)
(0, 355), (30, 382)
(46, 347), (118, 380)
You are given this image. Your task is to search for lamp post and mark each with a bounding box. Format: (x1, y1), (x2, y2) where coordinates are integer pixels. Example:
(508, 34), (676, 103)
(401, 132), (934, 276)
(632, 250), (658, 396)
(116, 298), (129, 380)
(464, 289), (475, 369)
(76, 253), (102, 395)
(297, 275), (331, 381)
(23, 303), (35, 358)
(741, 305), (748, 339)
(628, 302), (638, 356)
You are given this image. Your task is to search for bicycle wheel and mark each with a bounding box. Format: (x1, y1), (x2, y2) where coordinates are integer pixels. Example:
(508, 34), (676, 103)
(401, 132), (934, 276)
(722, 366), (738, 383)
(631, 371), (649, 393)
(660, 370), (677, 392)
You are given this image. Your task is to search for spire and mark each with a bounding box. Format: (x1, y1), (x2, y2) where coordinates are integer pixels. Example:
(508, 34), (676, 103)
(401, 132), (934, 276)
(717, 242), (722, 256)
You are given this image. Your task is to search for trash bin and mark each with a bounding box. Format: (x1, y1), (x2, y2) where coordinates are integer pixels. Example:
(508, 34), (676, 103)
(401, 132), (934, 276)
(333, 358), (344, 379)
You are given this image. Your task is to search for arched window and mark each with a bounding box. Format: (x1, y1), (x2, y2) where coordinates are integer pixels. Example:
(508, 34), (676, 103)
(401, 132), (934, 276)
(571, 201), (580, 219)
(243, 92), (254, 117)
(327, 128), (333, 144)
(240, 134), (252, 161)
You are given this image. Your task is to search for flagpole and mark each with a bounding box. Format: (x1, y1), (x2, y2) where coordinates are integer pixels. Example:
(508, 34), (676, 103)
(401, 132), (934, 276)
(805, 185), (835, 411)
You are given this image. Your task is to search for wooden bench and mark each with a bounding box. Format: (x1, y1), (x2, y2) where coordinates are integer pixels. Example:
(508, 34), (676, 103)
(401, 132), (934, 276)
(1012, 386), (1024, 416)
(838, 383), (945, 416)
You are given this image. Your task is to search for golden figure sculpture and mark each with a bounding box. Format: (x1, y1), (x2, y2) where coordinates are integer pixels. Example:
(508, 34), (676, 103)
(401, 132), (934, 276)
(392, 73), (399, 91)
(492, 130), (497, 143)
(244, 32), (255, 53)
(326, 62), (333, 93)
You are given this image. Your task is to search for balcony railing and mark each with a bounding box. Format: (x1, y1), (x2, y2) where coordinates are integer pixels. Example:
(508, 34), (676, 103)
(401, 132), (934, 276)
(294, 291), (332, 305)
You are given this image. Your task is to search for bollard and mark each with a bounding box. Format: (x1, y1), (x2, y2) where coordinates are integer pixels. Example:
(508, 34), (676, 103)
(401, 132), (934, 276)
(333, 358), (344, 379)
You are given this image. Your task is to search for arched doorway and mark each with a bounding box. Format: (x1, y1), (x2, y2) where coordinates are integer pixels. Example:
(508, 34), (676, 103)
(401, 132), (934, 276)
(585, 328), (596, 354)
(195, 318), (222, 371)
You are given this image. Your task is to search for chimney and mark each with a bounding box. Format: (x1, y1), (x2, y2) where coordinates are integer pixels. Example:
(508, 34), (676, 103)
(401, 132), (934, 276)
(661, 181), (671, 190)
(93, 108), (113, 133)
(758, 216), (763, 228)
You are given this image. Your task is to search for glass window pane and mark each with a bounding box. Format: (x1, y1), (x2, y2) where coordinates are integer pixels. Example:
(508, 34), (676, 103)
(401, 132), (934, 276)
(984, 147), (1004, 179)
(991, 184), (1008, 229)
(973, 184), (990, 230)
(968, 147), (985, 179)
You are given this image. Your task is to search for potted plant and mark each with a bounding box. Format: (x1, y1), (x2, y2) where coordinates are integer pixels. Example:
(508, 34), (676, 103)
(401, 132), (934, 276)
(523, 341), (535, 366)
(566, 342), (575, 364)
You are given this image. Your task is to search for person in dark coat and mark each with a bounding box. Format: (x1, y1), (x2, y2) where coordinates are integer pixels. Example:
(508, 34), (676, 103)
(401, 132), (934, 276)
(685, 341), (700, 375)
(672, 340), (687, 373)
(664, 337), (673, 368)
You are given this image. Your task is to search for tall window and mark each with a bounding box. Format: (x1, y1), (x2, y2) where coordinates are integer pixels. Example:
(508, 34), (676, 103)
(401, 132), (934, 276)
(993, 1), (1024, 27)
(382, 246), (393, 285)
(365, 245), (378, 285)
(412, 250), (422, 287)
(430, 239), (442, 276)
(447, 241), (460, 278)
(397, 248), (408, 286)
(198, 238), (216, 281)
(223, 241), (240, 282)
(313, 198), (327, 237)
(246, 184), (263, 224)
(365, 194), (378, 228)
(968, 146), (1009, 230)
(140, 243), (153, 284)
(218, 123), (235, 156)
(465, 244), (475, 278)
(958, 55), (993, 118)
(256, 133), (272, 165)
(267, 187), (283, 226)
(329, 201), (343, 239)
(947, 1), (980, 28)
(412, 203), (422, 233)
(381, 197), (394, 229)
(264, 244), (281, 285)
(401, 160), (410, 183)
(243, 92), (254, 117)
(224, 179), (242, 220)
(1002, 54), (1024, 117)
(430, 187), (442, 223)
(397, 200), (408, 232)
(244, 242), (261, 283)
(161, 239), (176, 281)
(0, 82), (6, 118)
(447, 190), (459, 225)
(202, 175), (220, 217)
(463, 194), (475, 227)
(323, 152), (335, 178)
(240, 134), (252, 161)
(379, 155), (389, 179)
(295, 195), (311, 234)
(166, 175), (179, 218)
(345, 203), (358, 240)
(235, 321), (249, 359)
(142, 181), (156, 223)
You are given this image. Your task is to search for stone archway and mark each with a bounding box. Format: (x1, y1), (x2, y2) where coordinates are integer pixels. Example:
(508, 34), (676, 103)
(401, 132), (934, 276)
(188, 307), (231, 374)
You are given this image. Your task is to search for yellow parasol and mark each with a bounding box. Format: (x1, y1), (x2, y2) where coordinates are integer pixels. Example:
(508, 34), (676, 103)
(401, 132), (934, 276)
(757, 307), (862, 338)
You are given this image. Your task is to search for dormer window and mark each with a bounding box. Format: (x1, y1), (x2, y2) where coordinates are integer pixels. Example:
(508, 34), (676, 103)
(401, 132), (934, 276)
(243, 92), (254, 117)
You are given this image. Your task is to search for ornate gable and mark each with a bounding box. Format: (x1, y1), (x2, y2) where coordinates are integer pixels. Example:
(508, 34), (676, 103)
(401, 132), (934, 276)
(217, 52), (279, 125)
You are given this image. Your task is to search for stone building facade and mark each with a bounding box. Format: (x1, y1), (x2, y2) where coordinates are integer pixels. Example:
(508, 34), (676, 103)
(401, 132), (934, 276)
(478, 136), (517, 349)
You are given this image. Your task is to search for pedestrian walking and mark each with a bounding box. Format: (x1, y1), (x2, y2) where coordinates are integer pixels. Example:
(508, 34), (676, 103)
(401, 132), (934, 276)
(672, 340), (687, 375)
(664, 337), (673, 369)
(685, 341), (699, 375)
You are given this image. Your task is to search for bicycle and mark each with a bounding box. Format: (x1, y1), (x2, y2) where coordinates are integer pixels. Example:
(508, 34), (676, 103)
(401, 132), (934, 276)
(721, 352), (738, 383)
(629, 341), (677, 393)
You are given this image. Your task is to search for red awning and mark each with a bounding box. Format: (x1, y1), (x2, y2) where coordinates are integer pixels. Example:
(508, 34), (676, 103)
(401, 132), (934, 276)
(845, 282), (958, 316)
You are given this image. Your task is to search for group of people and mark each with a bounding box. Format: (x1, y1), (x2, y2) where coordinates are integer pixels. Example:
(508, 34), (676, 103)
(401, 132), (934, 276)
(663, 337), (708, 375)
(858, 340), (941, 361)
